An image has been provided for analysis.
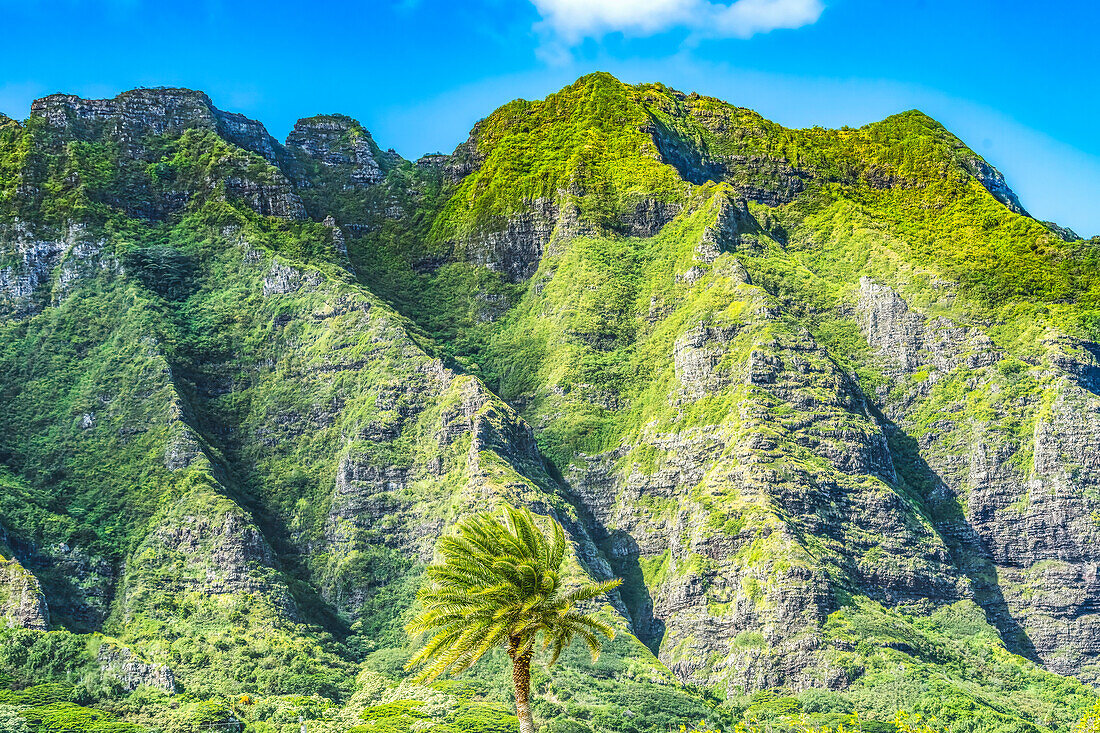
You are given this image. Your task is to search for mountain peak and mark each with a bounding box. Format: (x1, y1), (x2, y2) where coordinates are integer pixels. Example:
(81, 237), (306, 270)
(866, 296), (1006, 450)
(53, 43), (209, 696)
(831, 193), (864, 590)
(286, 114), (399, 187)
(29, 87), (282, 164)
(868, 110), (1027, 214)
(570, 70), (628, 90)
(30, 87), (216, 130)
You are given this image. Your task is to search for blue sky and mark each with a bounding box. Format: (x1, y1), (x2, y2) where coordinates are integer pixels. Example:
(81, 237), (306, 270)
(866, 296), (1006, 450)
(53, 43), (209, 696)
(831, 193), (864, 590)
(2, 0), (1098, 235)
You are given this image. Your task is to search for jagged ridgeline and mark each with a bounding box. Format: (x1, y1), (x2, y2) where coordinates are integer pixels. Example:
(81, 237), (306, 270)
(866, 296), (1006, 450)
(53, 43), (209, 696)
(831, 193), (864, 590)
(1, 72), (1099, 733)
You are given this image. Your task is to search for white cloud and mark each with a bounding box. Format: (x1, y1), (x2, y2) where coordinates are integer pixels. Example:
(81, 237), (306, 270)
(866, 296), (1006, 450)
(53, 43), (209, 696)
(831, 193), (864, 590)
(530, 0), (825, 44)
(706, 0), (824, 37)
(531, 0), (694, 42)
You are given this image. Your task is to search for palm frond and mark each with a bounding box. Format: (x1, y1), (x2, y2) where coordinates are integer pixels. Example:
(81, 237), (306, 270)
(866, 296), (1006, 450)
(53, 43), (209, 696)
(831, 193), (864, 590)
(405, 500), (623, 681)
(548, 517), (566, 570)
(557, 577), (623, 607)
(574, 625), (605, 662)
(546, 631), (569, 666)
(558, 611), (617, 640)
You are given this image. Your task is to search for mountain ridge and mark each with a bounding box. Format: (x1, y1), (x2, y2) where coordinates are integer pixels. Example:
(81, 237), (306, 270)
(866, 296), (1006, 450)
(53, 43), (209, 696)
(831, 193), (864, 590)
(5, 75), (1032, 221)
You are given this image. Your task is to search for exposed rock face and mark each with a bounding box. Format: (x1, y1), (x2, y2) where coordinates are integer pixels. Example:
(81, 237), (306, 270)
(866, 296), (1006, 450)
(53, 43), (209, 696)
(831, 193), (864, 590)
(286, 115), (389, 187)
(125, 499), (298, 621)
(965, 156), (1029, 215)
(222, 174), (307, 220)
(324, 360), (458, 565)
(455, 194), (679, 282)
(716, 155), (810, 206)
(262, 259), (323, 296)
(0, 224), (67, 316)
(855, 276), (1100, 681)
(53, 237), (121, 308)
(0, 220), (131, 319)
(673, 323), (743, 398)
(463, 382), (550, 493)
(966, 384), (1100, 678)
(696, 192), (764, 263)
(0, 557), (49, 630)
(462, 198), (561, 282)
(652, 128), (809, 206)
(163, 416), (204, 472)
(28, 89), (307, 221)
(626, 198), (682, 237)
(567, 291), (961, 690)
(214, 109), (283, 165)
(416, 153), (449, 171)
(0, 222), (107, 317)
(1047, 335), (1100, 394)
(97, 641), (176, 693)
(857, 277), (1001, 380)
(1045, 221), (1082, 242)
(31, 88), (282, 164)
(323, 216), (347, 257)
(444, 131), (488, 184)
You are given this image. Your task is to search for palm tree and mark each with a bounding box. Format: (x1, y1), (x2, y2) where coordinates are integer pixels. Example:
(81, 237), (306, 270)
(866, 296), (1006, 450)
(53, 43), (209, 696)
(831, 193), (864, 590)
(405, 503), (623, 733)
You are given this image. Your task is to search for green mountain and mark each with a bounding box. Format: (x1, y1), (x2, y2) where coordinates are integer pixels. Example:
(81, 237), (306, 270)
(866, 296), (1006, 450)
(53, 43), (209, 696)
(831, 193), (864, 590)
(1, 73), (1099, 733)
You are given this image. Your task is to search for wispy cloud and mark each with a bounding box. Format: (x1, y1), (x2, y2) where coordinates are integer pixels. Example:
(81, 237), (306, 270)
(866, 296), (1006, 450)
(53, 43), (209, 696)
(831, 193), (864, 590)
(530, 0), (824, 46)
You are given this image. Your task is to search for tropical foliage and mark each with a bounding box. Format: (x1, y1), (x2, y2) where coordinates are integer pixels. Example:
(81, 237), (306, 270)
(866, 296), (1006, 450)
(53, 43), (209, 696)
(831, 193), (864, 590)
(406, 504), (622, 732)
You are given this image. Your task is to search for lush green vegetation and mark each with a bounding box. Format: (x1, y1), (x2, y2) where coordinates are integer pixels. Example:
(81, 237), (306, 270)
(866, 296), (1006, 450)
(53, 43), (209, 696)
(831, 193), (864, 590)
(432, 73), (689, 240)
(2, 73), (1099, 733)
(406, 504), (621, 732)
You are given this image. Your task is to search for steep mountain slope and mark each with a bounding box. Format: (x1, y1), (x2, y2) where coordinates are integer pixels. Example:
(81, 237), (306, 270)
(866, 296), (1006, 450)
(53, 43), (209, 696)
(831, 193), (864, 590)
(342, 74), (1100, 721)
(0, 87), (715, 732)
(0, 75), (1098, 733)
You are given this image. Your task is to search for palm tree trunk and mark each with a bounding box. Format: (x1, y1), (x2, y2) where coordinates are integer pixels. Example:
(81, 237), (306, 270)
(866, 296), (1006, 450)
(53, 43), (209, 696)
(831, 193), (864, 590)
(510, 638), (536, 733)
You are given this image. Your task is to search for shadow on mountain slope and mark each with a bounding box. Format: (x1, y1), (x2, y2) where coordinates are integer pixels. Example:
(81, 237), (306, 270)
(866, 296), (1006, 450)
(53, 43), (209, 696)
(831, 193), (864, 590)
(878, 406), (1040, 663)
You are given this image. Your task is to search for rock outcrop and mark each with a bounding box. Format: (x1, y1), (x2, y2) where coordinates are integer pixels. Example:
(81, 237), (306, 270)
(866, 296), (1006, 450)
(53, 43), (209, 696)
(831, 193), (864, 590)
(650, 125), (810, 205)
(856, 276), (1100, 681)
(97, 641), (176, 693)
(461, 198), (562, 282)
(27, 88), (307, 221)
(31, 88), (282, 164)
(262, 258), (323, 296)
(696, 191), (765, 262)
(965, 156), (1029, 215)
(0, 557), (49, 630)
(857, 277), (1001, 380)
(286, 115), (394, 187)
(122, 495), (299, 622)
(0, 222), (107, 317)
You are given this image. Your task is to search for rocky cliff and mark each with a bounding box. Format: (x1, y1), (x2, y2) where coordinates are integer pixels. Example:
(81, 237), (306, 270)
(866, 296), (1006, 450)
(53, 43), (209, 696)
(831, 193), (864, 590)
(0, 556), (48, 631)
